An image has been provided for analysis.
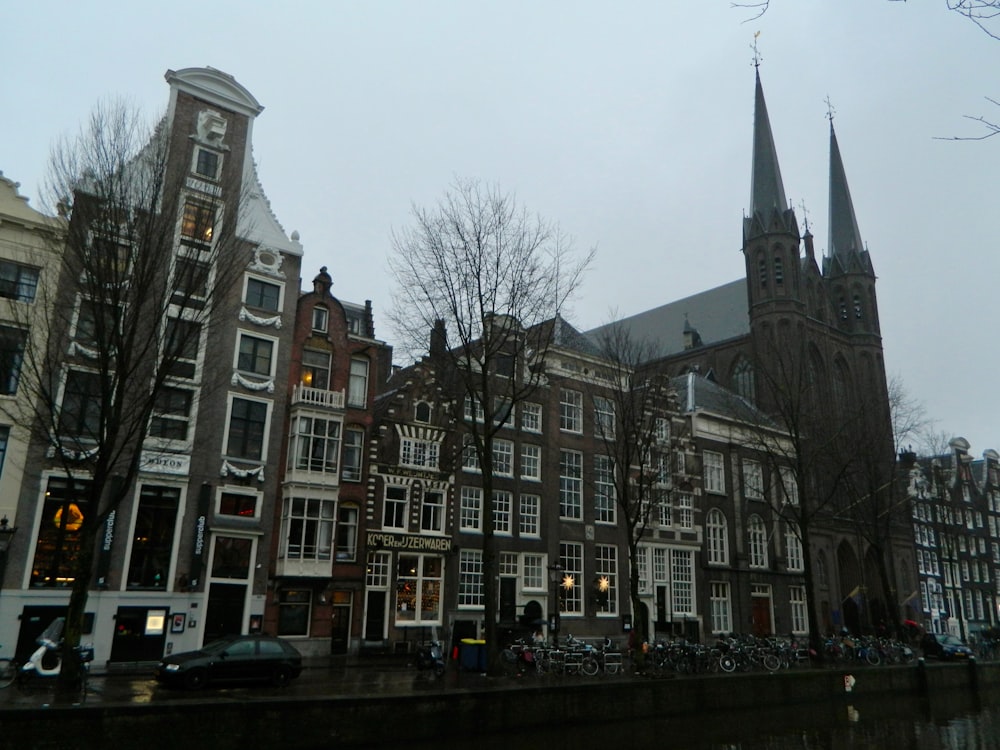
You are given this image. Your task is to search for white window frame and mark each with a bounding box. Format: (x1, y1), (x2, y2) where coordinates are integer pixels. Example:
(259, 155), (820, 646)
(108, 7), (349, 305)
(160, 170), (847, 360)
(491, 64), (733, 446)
(594, 544), (618, 615)
(243, 275), (283, 313)
(520, 444), (541, 481)
(420, 490), (445, 534)
(311, 305), (329, 333)
(559, 449), (583, 520)
(492, 439), (514, 477)
(705, 451), (726, 495)
(748, 515), (768, 569)
(348, 357), (369, 408)
(559, 388), (583, 433)
(779, 466), (799, 506)
(559, 542), (584, 615)
(742, 459), (763, 500)
(493, 490), (512, 535)
(594, 454), (616, 525)
(710, 581), (732, 634)
(706, 508), (729, 565)
(676, 493), (693, 530)
(521, 402), (542, 433)
(460, 486), (482, 532)
(458, 549), (484, 608)
(224, 395), (271, 462)
(785, 525), (804, 572)
(383, 485), (408, 531)
(519, 494), (540, 537)
(593, 396), (615, 438)
(400, 436), (440, 470)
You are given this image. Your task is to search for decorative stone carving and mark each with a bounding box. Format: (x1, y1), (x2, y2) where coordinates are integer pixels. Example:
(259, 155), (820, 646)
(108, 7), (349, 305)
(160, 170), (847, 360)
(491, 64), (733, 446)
(231, 372), (275, 393)
(221, 461), (265, 482)
(248, 245), (285, 278)
(238, 306), (282, 328)
(197, 109), (228, 144)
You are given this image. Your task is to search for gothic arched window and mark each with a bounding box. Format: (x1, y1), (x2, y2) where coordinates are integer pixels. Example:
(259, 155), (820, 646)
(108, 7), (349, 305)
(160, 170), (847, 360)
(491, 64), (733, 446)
(733, 358), (755, 403)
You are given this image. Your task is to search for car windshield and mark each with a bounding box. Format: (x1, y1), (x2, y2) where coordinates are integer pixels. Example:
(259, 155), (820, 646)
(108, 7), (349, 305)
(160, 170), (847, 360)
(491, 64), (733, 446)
(939, 635), (964, 646)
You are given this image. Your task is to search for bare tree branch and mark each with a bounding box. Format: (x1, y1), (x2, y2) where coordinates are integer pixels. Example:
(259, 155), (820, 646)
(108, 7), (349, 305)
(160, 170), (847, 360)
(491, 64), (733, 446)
(6, 99), (249, 690)
(387, 178), (593, 673)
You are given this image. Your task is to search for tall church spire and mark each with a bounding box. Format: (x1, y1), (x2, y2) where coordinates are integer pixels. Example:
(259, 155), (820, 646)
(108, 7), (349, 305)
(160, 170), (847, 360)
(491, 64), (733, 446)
(749, 69), (788, 224)
(828, 121), (865, 260)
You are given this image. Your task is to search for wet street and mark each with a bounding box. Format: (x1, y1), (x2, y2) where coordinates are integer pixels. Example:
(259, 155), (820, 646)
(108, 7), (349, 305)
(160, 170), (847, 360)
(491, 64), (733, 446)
(0, 659), (501, 708)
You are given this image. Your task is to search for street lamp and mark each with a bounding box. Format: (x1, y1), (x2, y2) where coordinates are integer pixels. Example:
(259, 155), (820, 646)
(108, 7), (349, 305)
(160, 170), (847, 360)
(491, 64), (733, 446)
(0, 516), (17, 592)
(547, 563), (564, 644)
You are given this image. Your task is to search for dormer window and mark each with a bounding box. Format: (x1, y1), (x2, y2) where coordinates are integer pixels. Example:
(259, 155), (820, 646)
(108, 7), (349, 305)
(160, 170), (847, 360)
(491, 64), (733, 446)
(312, 306), (329, 333)
(415, 402), (431, 423)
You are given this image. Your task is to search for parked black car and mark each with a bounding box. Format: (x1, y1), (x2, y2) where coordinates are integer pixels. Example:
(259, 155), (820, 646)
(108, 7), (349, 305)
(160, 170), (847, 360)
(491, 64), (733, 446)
(920, 632), (974, 661)
(154, 634), (303, 689)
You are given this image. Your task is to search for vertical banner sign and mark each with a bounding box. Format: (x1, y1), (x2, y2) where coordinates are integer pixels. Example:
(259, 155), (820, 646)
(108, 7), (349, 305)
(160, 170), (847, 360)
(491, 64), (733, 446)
(95, 510), (116, 587)
(189, 482), (211, 590)
(95, 475), (123, 587)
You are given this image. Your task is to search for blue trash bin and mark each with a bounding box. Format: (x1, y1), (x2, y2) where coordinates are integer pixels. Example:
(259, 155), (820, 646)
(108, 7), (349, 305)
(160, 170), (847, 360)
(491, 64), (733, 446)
(459, 639), (486, 671)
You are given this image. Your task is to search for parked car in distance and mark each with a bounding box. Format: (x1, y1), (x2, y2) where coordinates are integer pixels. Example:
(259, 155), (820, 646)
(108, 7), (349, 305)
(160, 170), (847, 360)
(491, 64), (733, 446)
(920, 632), (974, 660)
(154, 634), (303, 689)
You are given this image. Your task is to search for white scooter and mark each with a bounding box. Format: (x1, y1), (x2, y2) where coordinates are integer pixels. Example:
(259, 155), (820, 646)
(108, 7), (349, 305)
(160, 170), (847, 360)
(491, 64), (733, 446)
(19, 617), (94, 686)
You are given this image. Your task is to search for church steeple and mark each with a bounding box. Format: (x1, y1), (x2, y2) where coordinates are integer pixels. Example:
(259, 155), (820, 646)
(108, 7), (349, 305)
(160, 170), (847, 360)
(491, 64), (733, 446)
(743, 69), (802, 318)
(828, 121), (865, 263)
(746, 70), (791, 236)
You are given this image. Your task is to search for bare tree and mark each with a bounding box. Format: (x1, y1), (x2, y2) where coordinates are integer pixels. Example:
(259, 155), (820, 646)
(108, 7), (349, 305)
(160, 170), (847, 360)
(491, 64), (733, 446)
(7, 100), (247, 690)
(730, 329), (861, 654)
(388, 178), (593, 673)
(590, 321), (678, 652)
(835, 376), (925, 638)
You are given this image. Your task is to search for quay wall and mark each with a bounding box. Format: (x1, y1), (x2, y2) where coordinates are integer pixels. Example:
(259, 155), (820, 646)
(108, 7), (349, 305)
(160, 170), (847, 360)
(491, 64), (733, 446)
(1, 659), (996, 750)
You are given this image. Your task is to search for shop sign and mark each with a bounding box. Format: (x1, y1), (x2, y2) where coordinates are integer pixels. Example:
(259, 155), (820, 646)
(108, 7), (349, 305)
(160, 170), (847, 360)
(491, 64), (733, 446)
(140, 450), (191, 476)
(366, 531), (452, 553)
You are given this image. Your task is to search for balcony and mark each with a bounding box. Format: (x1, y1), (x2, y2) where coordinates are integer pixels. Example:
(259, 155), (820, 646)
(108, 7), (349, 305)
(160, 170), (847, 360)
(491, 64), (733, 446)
(292, 385), (345, 410)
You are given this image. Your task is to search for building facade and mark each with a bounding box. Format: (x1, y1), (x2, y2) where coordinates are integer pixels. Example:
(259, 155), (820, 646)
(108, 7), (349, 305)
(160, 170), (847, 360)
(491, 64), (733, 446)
(264, 267), (390, 659)
(905, 439), (1000, 641)
(588, 69), (913, 637)
(0, 174), (63, 588)
(0, 68), (303, 666)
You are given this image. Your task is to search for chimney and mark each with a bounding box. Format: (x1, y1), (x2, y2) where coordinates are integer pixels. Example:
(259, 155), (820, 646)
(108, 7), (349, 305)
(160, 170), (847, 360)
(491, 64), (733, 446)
(429, 319), (447, 358)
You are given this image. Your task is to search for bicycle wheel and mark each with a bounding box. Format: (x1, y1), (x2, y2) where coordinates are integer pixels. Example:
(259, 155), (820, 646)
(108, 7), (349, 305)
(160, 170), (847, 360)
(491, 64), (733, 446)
(0, 658), (17, 688)
(580, 656), (599, 677)
(762, 653), (781, 672)
(864, 649), (881, 666)
(719, 654), (737, 673)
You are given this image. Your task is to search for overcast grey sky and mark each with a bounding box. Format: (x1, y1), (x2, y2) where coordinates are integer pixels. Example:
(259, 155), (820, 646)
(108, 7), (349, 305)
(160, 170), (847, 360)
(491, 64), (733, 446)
(3, 1), (998, 455)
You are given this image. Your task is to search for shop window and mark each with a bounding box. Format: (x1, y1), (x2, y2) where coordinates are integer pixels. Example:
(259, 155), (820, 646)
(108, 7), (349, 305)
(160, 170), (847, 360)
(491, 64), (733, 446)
(127, 485), (180, 589)
(278, 589), (311, 636)
(30, 476), (93, 587)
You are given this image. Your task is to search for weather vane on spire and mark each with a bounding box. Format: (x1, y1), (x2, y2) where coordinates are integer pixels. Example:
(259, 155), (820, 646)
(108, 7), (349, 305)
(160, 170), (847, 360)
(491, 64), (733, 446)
(825, 95), (836, 123)
(752, 31), (763, 68)
(799, 199), (810, 233)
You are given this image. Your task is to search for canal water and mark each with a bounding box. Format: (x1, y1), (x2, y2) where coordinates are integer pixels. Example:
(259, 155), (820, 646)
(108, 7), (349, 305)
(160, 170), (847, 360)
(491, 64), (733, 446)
(403, 688), (1000, 749)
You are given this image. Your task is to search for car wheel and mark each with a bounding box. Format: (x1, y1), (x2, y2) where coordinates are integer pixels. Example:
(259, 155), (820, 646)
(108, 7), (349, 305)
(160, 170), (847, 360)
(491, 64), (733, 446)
(184, 668), (208, 690)
(271, 667), (292, 687)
